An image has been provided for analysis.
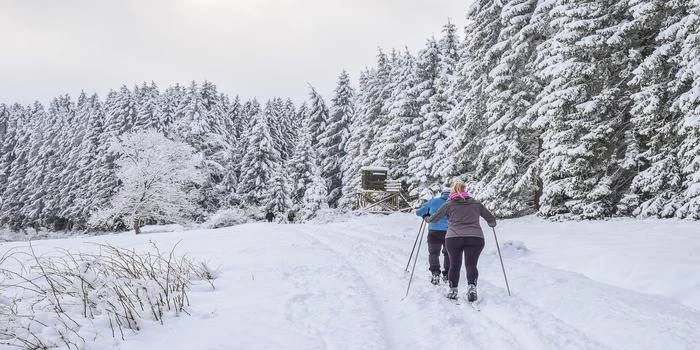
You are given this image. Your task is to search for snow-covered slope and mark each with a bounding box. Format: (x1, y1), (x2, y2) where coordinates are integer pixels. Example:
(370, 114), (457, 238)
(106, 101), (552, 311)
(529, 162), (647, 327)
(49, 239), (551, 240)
(1, 214), (699, 349)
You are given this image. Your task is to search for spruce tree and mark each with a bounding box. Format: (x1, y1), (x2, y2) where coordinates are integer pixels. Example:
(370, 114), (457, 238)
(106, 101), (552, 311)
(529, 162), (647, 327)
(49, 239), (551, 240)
(406, 38), (442, 193)
(470, 0), (542, 217)
(319, 71), (355, 208)
(618, 0), (690, 217)
(376, 49), (420, 183)
(441, 0), (505, 184)
(265, 164), (292, 216)
(307, 87), (329, 147)
(134, 81), (160, 131)
(237, 109), (279, 206)
(528, 0), (629, 219)
(338, 70), (371, 210)
(363, 49), (393, 166)
(288, 123), (316, 209)
(300, 162), (329, 221)
(673, 0), (700, 219)
(0, 105), (31, 230)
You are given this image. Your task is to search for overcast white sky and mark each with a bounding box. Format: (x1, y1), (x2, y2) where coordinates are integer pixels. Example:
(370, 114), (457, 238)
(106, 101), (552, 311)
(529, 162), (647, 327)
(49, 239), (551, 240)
(0, 0), (470, 105)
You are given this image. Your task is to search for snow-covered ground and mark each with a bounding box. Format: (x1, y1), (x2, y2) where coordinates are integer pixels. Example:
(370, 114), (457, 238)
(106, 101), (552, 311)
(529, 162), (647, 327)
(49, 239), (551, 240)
(1, 214), (699, 349)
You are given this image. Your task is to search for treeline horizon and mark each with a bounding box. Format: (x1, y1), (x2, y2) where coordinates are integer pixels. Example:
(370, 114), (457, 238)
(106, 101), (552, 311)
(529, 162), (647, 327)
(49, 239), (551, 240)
(2, 0), (700, 232)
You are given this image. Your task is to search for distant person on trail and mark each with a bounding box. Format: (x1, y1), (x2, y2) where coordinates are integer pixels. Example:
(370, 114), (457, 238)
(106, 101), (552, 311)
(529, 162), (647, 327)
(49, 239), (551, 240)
(265, 212), (275, 223)
(424, 180), (496, 302)
(415, 186), (451, 285)
(287, 211), (296, 223)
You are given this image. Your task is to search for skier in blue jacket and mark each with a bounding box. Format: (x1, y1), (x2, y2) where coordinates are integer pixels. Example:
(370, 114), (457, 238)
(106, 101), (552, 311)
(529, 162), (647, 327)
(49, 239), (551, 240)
(416, 186), (451, 285)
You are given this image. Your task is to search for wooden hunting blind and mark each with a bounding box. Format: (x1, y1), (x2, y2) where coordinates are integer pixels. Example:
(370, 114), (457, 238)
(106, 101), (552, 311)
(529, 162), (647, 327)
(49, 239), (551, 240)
(356, 166), (412, 213)
(361, 166), (388, 190)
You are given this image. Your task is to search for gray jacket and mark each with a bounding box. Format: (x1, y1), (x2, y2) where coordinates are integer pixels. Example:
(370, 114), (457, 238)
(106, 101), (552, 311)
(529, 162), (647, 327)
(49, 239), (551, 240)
(427, 198), (496, 239)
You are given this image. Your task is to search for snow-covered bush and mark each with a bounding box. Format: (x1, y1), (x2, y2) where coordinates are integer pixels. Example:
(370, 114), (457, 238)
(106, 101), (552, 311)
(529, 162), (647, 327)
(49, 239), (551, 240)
(488, 240), (529, 258)
(204, 208), (250, 228)
(0, 242), (215, 348)
(308, 209), (360, 224)
(0, 228), (110, 243)
(89, 130), (205, 234)
(299, 166), (329, 220)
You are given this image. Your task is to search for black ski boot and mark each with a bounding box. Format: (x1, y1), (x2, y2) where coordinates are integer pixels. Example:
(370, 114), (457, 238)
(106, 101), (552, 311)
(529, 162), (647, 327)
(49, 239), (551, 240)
(442, 273), (449, 284)
(431, 273), (441, 285)
(467, 284), (478, 302)
(446, 287), (458, 300)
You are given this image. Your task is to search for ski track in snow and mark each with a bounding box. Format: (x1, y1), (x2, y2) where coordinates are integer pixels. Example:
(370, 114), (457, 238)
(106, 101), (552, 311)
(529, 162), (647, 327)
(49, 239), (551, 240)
(2, 215), (699, 349)
(306, 223), (607, 350)
(281, 226), (389, 350)
(301, 216), (700, 350)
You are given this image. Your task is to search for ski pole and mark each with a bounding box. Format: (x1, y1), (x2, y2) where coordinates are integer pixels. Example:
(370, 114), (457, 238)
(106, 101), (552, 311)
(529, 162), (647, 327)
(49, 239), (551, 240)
(405, 220), (425, 272)
(404, 221), (427, 299)
(492, 227), (512, 296)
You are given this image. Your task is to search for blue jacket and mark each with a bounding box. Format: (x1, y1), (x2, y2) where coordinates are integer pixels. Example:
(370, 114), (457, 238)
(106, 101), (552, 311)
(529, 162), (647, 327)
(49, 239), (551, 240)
(415, 191), (449, 231)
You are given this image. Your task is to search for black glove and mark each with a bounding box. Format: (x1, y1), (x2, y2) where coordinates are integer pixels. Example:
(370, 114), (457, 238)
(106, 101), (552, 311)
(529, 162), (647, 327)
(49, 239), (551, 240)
(422, 214), (430, 219)
(488, 221), (497, 228)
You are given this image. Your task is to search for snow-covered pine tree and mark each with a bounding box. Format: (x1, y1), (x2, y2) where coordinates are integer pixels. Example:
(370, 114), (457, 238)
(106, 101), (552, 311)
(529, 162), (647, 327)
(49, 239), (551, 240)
(219, 94), (242, 207)
(528, 0), (629, 219)
(0, 103), (10, 199)
(0, 103), (17, 203)
(429, 21), (461, 184)
(56, 92), (93, 228)
(0, 104), (31, 230)
(134, 81), (160, 131)
(441, 0), (505, 184)
(71, 93), (106, 227)
(363, 49), (393, 166)
(228, 98), (261, 185)
(283, 98), (299, 143)
(106, 85), (138, 135)
(88, 90), (124, 224)
(618, 0), (690, 217)
(89, 130), (204, 233)
(264, 164), (292, 217)
(673, 0), (700, 219)
(237, 108), (280, 206)
(338, 70), (371, 210)
(288, 123), (316, 210)
(375, 48), (420, 183)
(406, 37), (442, 194)
(307, 87), (329, 147)
(171, 81), (231, 211)
(20, 103), (54, 229)
(470, 0), (542, 217)
(40, 95), (76, 229)
(157, 84), (185, 137)
(300, 161), (329, 221)
(266, 98), (292, 160)
(318, 71), (354, 208)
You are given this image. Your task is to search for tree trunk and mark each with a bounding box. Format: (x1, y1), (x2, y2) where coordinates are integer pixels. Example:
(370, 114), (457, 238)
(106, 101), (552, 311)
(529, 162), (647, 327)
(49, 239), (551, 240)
(133, 217), (141, 234)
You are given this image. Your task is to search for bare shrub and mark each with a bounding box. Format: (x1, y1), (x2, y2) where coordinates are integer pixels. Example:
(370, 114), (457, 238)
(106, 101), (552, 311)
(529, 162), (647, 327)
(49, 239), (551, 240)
(0, 241), (215, 349)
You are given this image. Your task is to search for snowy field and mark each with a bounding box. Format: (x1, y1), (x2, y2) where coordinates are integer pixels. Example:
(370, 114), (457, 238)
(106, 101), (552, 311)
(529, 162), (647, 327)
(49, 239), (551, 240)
(1, 214), (699, 349)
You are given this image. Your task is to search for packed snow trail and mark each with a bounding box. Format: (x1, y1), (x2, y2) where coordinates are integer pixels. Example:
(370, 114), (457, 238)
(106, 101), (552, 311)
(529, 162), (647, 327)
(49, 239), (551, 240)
(315, 217), (699, 349)
(1, 214), (699, 349)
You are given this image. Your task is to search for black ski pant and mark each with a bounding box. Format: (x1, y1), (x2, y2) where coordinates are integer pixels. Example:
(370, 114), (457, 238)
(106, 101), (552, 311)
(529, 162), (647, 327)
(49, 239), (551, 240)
(427, 230), (449, 277)
(445, 236), (485, 288)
